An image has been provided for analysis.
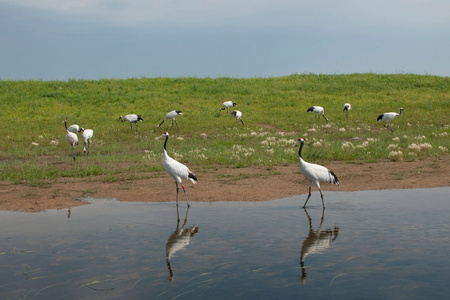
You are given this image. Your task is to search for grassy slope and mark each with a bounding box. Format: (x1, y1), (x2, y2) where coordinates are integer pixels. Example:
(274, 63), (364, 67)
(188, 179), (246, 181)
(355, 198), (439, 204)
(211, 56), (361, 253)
(0, 74), (449, 185)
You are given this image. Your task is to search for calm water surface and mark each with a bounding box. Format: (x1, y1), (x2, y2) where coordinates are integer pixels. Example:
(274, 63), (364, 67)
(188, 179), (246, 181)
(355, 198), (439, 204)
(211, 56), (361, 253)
(1, 188), (449, 299)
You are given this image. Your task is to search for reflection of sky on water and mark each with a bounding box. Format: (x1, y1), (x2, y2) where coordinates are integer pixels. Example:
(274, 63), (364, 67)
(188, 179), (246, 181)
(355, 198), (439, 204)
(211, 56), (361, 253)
(1, 188), (449, 299)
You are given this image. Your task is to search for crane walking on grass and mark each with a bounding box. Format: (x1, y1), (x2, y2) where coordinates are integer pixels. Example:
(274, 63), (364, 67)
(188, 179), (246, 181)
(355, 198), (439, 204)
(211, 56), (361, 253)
(377, 108), (404, 131)
(307, 106), (329, 122)
(220, 101), (237, 113)
(158, 110), (183, 128)
(81, 128), (94, 155)
(119, 114), (144, 131)
(63, 119), (78, 161)
(162, 132), (197, 207)
(297, 138), (339, 208)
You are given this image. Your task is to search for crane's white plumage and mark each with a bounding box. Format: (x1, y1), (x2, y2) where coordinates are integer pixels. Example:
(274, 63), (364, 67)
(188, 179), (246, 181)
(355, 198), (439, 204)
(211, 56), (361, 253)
(162, 132), (197, 207)
(377, 108), (404, 131)
(158, 110), (183, 128)
(119, 114), (144, 131)
(68, 124), (82, 133)
(220, 101), (237, 113)
(343, 103), (351, 119)
(231, 110), (245, 126)
(63, 119), (78, 161)
(81, 128), (94, 154)
(297, 138), (339, 208)
(307, 106), (329, 122)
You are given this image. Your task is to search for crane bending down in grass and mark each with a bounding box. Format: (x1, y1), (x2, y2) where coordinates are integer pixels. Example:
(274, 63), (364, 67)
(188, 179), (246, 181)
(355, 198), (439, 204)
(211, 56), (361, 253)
(162, 132), (197, 207)
(63, 119), (78, 161)
(119, 114), (144, 131)
(343, 103), (351, 119)
(297, 138), (339, 208)
(231, 110), (245, 126)
(307, 106), (329, 122)
(220, 101), (237, 113)
(158, 110), (183, 128)
(81, 128), (94, 155)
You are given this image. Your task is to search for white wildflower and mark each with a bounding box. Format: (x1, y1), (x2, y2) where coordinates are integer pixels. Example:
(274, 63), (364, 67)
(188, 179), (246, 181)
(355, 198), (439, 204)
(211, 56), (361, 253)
(356, 141), (370, 148)
(307, 128), (317, 132)
(392, 137), (400, 142)
(420, 143), (432, 151)
(50, 140), (59, 145)
(388, 144), (398, 149)
(342, 141), (355, 150)
(438, 146), (448, 152)
(312, 141), (322, 147)
(284, 148), (295, 155)
(388, 150), (403, 161)
(407, 143), (421, 152)
(38, 135), (44, 139)
(200, 133), (207, 139)
(266, 148), (274, 155)
(416, 135), (427, 141)
(31, 142), (39, 146)
(339, 128), (346, 132)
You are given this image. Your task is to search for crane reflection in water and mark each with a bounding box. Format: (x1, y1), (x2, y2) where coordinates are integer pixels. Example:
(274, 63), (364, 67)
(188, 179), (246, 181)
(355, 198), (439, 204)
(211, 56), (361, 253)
(299, 208), (339, 283)
(165, 206), (199, 281)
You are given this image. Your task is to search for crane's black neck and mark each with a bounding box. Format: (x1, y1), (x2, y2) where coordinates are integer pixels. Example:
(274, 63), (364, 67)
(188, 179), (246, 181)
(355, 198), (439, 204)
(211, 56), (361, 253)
(298, 140), (304, 158)
(64, 120), (68, 130)
(164, 134), (169, 151)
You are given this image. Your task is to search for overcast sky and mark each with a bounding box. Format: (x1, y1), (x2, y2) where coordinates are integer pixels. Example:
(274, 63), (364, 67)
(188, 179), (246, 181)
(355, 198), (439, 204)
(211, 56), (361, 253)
(1, 0), (449, 80)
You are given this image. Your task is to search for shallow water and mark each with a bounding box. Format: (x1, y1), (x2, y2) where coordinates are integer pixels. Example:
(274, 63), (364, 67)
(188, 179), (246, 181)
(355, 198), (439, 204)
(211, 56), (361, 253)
(1, 188), (449, 299)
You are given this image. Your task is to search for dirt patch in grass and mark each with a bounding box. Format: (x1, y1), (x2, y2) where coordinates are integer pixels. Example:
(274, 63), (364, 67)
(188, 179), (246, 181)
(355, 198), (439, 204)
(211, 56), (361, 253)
(1, 157), (449, 212)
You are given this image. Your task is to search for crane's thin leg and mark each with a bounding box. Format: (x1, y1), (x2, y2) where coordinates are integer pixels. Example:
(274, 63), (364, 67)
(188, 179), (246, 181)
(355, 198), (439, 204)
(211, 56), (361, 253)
(182, 185), (191, 207)
(87, 140), (90, 156)
(175, 181), (180, 206)
(319, 188), (325, 208)
(72, 146), (75, 161)
(303, 186), (312, 208)
(174, 119), (179, 128)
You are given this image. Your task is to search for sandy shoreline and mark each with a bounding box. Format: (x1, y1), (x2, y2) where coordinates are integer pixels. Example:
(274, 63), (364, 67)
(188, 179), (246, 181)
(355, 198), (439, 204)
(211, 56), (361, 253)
(1, 157), (448, 212)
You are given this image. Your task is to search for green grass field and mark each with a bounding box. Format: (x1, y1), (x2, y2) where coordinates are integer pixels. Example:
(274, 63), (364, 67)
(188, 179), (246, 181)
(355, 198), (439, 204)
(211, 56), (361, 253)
(1, 73), (449, 185)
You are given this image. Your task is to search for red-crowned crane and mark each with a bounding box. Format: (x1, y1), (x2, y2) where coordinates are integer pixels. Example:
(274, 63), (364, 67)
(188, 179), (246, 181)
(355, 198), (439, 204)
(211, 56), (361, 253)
(158, 110), (183, 128)
(377, 108), (404, 131)
(307, 106), (329, 122)
(81, 128), (94, 155)
(162, 132), (197, 207)
(297, 137), (339, 208)
(119, 114), (144, 131)
(63, 119), (78, 161)
(231, 110), (245, 126)
(220, 101), (237, 113)
(67, 123), (82, 133)
(343, 103), (351, 119)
